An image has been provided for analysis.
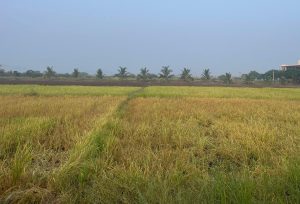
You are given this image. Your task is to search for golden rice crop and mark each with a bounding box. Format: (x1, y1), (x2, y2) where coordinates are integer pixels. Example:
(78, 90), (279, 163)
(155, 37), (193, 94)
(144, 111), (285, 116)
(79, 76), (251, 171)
(79, 97), (300, 203)
(1, 85), (300, 203)
(0, 85), (139, 96)
(0, 95), (125, 202)
(140, 86), (300, 100)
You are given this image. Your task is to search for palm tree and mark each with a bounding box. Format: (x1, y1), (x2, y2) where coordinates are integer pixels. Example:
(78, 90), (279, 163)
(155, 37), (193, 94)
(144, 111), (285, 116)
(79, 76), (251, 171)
(224, 72), (232, 84)
(159, 66), (173, 80)
(72, 68), (79, 78)
(96, 68), (103, 79)
(180, 68), (193, 81)
(115, 66), (128, 79)
(201, 69), (211, 80)
(44, 66), (55, 79)
(138, 67), (150, 81)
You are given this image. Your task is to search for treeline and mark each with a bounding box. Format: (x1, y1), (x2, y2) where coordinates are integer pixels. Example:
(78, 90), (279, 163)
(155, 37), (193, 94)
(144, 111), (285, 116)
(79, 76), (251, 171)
(0, 66), (232, 83)
(241, 69), (300, 84)
(1, 65), (300, 84)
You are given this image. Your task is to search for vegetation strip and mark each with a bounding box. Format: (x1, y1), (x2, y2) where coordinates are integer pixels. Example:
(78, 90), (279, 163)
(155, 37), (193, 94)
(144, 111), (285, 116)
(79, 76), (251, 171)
(2, 64), (300, 86)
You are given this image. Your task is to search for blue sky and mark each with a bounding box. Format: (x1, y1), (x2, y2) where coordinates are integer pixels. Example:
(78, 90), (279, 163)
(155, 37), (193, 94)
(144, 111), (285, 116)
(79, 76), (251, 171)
(1, 0), (299, 76)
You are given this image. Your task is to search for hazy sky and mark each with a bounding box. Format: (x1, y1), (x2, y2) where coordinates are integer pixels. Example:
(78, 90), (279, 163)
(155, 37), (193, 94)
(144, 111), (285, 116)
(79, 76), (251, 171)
(1, 0), (300, 76)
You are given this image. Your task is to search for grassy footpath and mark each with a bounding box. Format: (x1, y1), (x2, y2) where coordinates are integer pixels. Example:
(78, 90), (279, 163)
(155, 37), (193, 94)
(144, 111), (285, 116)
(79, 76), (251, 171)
(51, 87), (145, 203)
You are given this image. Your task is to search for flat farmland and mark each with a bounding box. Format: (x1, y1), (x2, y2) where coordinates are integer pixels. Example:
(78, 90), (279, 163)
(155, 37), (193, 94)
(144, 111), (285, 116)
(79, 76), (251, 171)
(0, 85), (299, 203)
(0, 85), (139, 96)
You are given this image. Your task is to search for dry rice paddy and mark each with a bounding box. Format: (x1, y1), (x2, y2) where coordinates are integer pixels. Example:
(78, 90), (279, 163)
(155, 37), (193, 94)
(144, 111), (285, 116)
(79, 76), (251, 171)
(0, 85), (299, 203)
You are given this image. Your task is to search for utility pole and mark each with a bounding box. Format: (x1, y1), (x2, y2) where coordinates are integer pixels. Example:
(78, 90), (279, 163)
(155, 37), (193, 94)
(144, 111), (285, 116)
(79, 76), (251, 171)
(272, 70), (275, 83)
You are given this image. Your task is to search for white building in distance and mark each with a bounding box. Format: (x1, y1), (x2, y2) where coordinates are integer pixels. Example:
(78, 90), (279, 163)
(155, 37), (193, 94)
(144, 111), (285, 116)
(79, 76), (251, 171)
(281, 60), (300, 71)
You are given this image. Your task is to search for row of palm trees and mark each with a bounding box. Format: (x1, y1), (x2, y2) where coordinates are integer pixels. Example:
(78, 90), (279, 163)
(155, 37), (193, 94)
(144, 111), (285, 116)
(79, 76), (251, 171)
(103, 66), (213, 81)
(45, 66), (233, 83)
(113, 66), (233, 83)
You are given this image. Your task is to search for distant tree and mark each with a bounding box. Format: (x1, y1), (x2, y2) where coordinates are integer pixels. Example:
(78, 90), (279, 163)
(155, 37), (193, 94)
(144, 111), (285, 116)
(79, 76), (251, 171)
(25, 70), (43, 78)
(44, 66), (56, 79)
(219, 73), (232, 84)
(72, 68), (79, 78)
(115, 66), (128, 79)
(96, 68), (103, 79)
(248, 71), (261, 80)
(0, 68), (5, 76)
(201, 69), (211, 80)
(224, 73), (232, 84)
(137, 67), (150, 81)
(241, 74), (254, 84)
(13, 71), (21, 77)
(159, 66), (173, 80)
(283, 69), (300, 84)
(263, 69), (281, 81)
(180, 68), (193, 81)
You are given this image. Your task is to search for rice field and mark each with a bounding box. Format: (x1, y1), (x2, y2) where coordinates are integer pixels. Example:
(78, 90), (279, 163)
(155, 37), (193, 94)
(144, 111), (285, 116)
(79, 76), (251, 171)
(0, 85), (299, 203)
(139, 86), (300, 100)
(0, 85), (139, 96)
